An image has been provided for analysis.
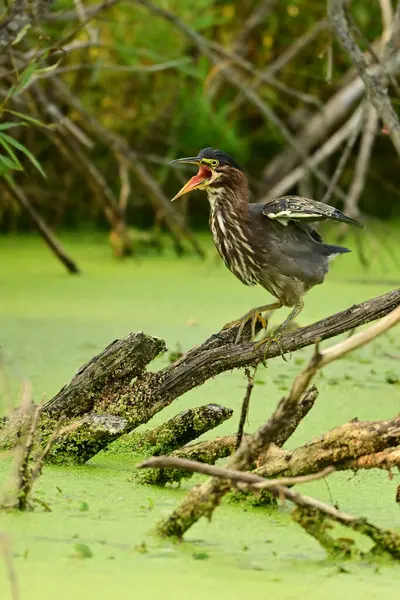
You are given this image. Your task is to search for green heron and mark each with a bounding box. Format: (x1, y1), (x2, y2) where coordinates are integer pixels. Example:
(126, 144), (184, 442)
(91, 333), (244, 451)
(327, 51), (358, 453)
(171, 148), (364, 344)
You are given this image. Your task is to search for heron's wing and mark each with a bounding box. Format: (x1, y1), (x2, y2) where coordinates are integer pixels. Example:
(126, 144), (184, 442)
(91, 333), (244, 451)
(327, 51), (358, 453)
(262, 196), (364, 228)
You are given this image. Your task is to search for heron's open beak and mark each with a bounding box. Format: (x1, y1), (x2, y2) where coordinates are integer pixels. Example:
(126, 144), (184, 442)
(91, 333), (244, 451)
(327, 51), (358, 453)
(170, 157), (213, 201)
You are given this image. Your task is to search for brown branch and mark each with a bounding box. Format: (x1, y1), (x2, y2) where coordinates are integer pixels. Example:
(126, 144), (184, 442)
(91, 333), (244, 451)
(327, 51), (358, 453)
(328, 0), (400, 157)
(263, 105), (363, 201)
(319, 101), (364, 205)
(138, 456), (335, 489)
(261, 43), (400, 189)
(155, 303), (400, 538)
(34, 289), (400, 461)
(233, 0), (278, 51)
(344, 106), (379, 218)
(229, 19), (329, 116)
(1, 290), (396, 466)
(131, 404), (233, 456)
(3, 179), (80, 274)
(235, 367), (255, 450)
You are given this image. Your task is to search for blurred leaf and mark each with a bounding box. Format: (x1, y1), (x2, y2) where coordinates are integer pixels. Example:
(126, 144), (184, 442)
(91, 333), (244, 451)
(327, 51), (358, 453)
(0, 135), (23, 171)
(0, 133), (46, 178)
(5, 110), (47, 128)
(11, 24), (32, 46)
(0, 122), (27, 131)
(13, 61), (39, 95)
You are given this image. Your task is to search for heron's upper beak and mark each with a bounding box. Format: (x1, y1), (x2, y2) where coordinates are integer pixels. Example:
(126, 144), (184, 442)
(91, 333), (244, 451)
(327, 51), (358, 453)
(170, 157), (215, 201)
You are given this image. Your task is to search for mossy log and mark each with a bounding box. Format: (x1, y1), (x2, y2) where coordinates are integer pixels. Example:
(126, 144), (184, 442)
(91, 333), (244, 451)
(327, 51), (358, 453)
(129, 404), (233, 457)
(46, 414), (129, 465)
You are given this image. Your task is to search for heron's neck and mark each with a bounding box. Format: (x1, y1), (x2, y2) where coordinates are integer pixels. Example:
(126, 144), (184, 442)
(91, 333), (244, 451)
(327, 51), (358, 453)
(206, 182), (258, 286)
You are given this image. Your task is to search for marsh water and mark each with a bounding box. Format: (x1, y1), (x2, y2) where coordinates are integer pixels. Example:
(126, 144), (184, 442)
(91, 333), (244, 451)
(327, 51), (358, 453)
(0, 231), (400, 600)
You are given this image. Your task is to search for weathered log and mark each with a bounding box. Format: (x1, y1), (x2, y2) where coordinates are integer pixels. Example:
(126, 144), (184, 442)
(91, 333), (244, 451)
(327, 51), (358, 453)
(43, 331), (166, 420)
(254, 416), (400, 478)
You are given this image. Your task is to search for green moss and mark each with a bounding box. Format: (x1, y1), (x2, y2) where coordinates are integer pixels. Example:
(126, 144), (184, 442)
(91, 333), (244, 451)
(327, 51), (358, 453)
(1, 234), (400, 599)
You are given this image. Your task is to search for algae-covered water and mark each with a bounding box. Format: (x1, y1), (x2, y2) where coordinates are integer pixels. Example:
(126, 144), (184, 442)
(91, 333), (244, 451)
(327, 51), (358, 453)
(0, 231), (400, 600)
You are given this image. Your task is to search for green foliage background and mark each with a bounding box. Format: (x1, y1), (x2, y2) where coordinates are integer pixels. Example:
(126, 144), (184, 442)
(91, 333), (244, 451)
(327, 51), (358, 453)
(0, 0), (399, 233)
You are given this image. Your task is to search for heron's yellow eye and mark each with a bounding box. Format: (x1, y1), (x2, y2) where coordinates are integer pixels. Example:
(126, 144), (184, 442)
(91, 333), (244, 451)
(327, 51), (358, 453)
(211, 159), (219, 168)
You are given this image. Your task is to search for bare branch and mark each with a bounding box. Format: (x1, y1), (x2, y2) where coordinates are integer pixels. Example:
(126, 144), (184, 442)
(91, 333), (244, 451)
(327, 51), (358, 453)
(51, 78), (205, 259)
(344, 105), (379, 218)
(138, 456), (335, 489)
(3, 179), (80, 275)
(319, 101), (364, 205)
(135, 0), (346, 202)
(235, 367), (255, 450)
(233, 0), (278, 51)
(263, 105), (363, 201)
(328, 0), (400, 157)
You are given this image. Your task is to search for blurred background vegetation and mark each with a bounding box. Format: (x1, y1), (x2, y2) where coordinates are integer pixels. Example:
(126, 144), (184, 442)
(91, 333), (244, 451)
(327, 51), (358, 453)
(0, 0), (399, 262)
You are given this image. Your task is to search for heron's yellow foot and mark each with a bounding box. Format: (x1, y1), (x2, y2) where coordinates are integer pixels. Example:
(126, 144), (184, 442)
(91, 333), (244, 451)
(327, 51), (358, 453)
(255, 331), (288, 362)
(223, 310), (268, 344)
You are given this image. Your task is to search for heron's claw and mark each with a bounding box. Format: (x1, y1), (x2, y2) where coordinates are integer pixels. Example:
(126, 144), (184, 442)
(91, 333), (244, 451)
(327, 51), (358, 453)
(255, 331), (288, 362)
(223, 311), (268, 344)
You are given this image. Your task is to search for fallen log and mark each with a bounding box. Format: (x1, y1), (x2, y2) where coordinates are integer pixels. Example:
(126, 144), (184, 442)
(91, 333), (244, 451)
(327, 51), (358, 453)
(1, 289), (399, 465)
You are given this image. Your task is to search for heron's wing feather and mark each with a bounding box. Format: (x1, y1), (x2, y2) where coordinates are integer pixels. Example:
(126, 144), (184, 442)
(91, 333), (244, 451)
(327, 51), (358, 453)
(262, 196), (364, 228)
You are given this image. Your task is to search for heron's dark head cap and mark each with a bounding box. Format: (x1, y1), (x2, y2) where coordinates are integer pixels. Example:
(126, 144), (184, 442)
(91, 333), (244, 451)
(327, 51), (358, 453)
(170, 148), (244, 201)
(197, 148), (243, 171)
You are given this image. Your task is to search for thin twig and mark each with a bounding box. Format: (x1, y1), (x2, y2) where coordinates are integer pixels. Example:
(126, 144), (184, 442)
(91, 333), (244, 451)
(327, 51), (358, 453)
(328, 0), (400, 157)
(138, 456), (334, 489)
(233, 0), (278, 51)
(3, 179), (80, 274)
(344, 105), (379, 218)
(15, 405), (41, 510)
(320, 101), (365, 205)
(235, 367), (256, 450)
(229, 19), (329, 115)
(140, 453), (400, 559)
(52, 78), (205, 259)
(261, 105), (363, 201)
(36, 59), (191, 79)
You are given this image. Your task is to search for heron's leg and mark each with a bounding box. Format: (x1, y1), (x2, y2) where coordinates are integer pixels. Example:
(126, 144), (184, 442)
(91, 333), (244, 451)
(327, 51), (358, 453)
(223, 302), (283, 343)
(256, 299), (304, 360)
(274, 299), (304, 338)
